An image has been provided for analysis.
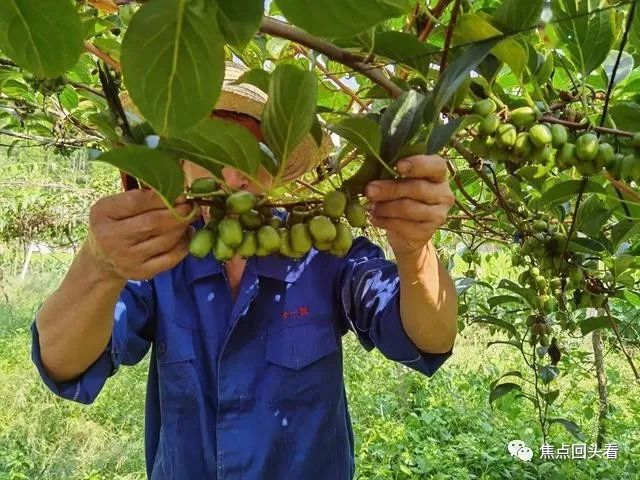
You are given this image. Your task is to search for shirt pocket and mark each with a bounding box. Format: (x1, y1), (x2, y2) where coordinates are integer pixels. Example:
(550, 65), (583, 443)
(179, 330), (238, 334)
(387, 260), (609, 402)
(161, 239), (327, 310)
(156, 321), (199, 411)
(264, 315), (341, 407)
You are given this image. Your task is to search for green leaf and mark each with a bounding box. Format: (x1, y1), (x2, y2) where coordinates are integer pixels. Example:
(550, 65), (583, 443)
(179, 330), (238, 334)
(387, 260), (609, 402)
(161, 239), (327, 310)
(609, 102), (640, 131)
(549, 418), (586, 441)
(552, 0), (616, 76)
(497, 279), (536, 307)
(96, 145), (184, 205)
(121, 0), (225, 136)
(216, 0), (263, 49)
(539, 365), (559, 384)
(234, 68), (271, 94)
(367, 31), (434, 75)
(0, 0), (84, 78)
(579, 315), (620, 336)
(426, 116), (481, 155)
(489, 382), (522, 406)
(631, 5), (640, 51)
(426, 37), (502, 124)
(473, 315), (518, 339)
(488, 295), (523, 308)
(380, 90), (428, 163)
(263, 64), (317, 165)
(161, 117), (261, 178)
(542, 390), (560, 405)
(59, 85), (79, 111)
(275, 0), (413, 38)
(453, 13), (527, 79)
(490, 371), (523, 390)
(494, 0), (544, 32)
(568, 237), (608, 254)
(611, 220), (640, 250)
(328, 117), (382, 159)
(539, 180), (605, 207)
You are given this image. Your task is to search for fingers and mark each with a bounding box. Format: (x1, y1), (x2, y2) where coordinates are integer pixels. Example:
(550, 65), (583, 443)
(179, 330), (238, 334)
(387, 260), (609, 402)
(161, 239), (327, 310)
(366, 178), (454, 205)
(138, 234), (191, 279)
(120, 202), (199, 244)
(396, 155), (448, 182)
(370, 199), (447, 223)
(104, 189), (187, 221)
(132, 225), (191, 260)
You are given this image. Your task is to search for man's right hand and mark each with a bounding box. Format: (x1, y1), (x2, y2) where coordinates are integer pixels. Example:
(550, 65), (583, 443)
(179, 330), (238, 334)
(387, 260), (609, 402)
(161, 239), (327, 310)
(85, 188), (201, 282)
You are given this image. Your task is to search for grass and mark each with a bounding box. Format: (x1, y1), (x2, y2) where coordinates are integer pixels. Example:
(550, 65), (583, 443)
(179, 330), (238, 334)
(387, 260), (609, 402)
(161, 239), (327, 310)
(0, 264), (639, 480)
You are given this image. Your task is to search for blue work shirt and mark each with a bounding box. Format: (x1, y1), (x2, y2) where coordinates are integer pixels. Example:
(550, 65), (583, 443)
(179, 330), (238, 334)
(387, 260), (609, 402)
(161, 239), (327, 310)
(31, 218), (452, 479)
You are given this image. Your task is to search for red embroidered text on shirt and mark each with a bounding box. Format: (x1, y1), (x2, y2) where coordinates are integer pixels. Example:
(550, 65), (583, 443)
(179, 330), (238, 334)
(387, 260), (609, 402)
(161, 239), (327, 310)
(282, 306), (310, 319)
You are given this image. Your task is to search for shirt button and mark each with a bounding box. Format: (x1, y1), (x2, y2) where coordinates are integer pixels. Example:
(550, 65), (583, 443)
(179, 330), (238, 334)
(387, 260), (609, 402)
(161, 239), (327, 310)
(157, 342), (166, 354)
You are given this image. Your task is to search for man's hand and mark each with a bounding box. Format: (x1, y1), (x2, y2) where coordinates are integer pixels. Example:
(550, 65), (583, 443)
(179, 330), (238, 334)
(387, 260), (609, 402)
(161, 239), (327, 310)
(364, 154), (455, 258)
(86, 188), (201, 282)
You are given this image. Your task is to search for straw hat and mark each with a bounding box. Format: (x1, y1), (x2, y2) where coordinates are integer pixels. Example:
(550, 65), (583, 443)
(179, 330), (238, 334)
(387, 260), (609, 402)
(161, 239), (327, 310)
(121, 62), (332, 183)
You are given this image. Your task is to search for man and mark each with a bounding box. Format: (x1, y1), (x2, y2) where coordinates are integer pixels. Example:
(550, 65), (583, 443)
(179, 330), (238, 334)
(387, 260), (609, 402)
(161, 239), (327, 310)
(32, 63), (457, 479)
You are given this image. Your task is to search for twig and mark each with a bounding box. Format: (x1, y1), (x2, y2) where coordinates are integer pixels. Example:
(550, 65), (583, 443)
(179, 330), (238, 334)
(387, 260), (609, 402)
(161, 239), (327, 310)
(84, 42), (121, 71)
(439, 0), (463, 71)
(539, 116), (636, 138)
(260, 17), (403, 98)
(604, 303), (640, 383)
(418, 0), (455, 42)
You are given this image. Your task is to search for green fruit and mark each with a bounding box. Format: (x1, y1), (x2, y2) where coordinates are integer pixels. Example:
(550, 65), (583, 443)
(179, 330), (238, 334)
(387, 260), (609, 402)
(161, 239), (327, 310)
(528, 124), (553, 148)
(592, 295), (605, 308)
(226, 191), (257, 214)
(555, 143), (577, 170)
(473, 98), (497, 116)
(278, 229), (302, 259)
(575, 133), (599, 162)
(189, 229), (215, 258)
(255, 246), (271, 257)
(470, 136), (490, 156)
(479, 114), (501, 135)
(257, 225), (281, 253)
(240, 210), (264, 230)
(237, 231), (258, 258)
(313, 239), (333, 251)
(333, 223), (354, 252)
(535, 275), (547, 290)
(621, 154), (640, 182)
(496, 123), (517, 148)
(550, 278), (562, 289)
(269, 216), (283, 229)
(510, 106), (538, 128)
(308, 215), (337, 243)
(218, 217), (243, 248)
(539, 334), (550, 347)
(550, 124), (568, 148)
(291, 223), (313, 254)
(287, 206), (308, 226)
(594, 143), (614, 171)
(532, 147), (554, 165)
(213, 237), (235, 262)
(569, 267), (584, 285)
(576, 158), (596, 177)
(631, 132), (640, 149)
(323, 190), (348, 219)
(190, 177), (218, 195)
(514, 132), (533, 157)
(259, 206), (274, 219)
(533, 220), (548, 232)
(345, 202), (367, 228)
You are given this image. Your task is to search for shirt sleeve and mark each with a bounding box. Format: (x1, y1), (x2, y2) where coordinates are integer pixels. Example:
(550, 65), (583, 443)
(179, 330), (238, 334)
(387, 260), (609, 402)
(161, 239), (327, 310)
(31, 279), (155, 405)
(337, 237), (452, 377)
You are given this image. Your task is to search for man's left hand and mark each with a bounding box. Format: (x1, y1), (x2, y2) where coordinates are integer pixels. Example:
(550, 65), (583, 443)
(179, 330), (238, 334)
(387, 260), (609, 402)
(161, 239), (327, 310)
(364, 155), (455, 258)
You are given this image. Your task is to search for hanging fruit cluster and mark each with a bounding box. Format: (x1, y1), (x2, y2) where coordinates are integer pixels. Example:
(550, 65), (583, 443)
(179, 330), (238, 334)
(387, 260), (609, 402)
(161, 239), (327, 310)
(468, 99), (640, 181)
(186, 178), (368, 261)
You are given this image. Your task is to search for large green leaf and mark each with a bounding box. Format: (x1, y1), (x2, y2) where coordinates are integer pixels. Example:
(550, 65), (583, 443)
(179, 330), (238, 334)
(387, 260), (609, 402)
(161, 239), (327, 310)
(121, 0), (225, 136)
(263, 64), (317, 165)
(609, 102), (640, 131)
(327, 117), (382, 159)
(216, 0), (263, 49)
(380, 90), (428, 163)
(274, 0), (413, 38)
(489, 382), (522, 406)
(539, 179), (606, 207)
(0, 0), (84, 78)
(426, 116), (481, 155)
(368, 31), (434, 75)
(494, 0), (544, 32)
(579, 315), (620, 336)
(631, 6), (640, 51)
(552, 0), (615, 76)
(96, 145), (184, 205)
(161, 117), (261, 178)
(426, 37), (502, 124)
(453, 13), (527, 79)
(473, 315), (519, 339)
(497, 279), (537, 307)
(549, 418), (586, 441)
